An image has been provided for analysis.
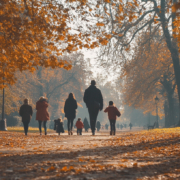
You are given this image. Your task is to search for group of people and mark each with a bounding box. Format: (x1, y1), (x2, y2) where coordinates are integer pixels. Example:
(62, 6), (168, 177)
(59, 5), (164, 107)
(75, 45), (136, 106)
(116, 123), (133, 130)
(19, 96), (50, 135)
(19, 80), (121, 136)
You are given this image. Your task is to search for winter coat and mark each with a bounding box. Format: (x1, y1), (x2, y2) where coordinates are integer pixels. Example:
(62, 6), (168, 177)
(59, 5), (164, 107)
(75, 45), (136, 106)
(19, 104), (33, 122)
(54, 120), (64, 133)
(104, 105), (121, 120)
(83, 85), (103, 110)
(64, 98), (78, 119)
(36, 99), (50, 121)
(76, 120), (84, 129)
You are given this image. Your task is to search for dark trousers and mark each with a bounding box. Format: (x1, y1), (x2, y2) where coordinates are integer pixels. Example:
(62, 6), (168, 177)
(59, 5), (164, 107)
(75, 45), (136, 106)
(77, 128), (82, 135)
(23, 121), (29, 135)
(110, 120), (116, 133)
(67, 118), (74, 131)
(88, 106), (99, 133)
(38, 121), (47, 133)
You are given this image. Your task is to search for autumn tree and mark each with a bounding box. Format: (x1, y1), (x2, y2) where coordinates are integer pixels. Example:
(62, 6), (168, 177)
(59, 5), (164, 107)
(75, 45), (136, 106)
(90, 0), (180, 124)
(118, 30), (178, 127)
(1, 53), (89, 127)
(0, 0), (101, 87)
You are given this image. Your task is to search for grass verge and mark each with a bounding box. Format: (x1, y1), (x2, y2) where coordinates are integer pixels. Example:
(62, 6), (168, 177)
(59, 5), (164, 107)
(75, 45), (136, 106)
(7, 126), (54, 133)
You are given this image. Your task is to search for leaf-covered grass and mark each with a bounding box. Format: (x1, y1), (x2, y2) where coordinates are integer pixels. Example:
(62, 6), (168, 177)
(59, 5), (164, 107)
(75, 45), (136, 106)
(1, 128), (180, 179)
(7, 126), (54, 133)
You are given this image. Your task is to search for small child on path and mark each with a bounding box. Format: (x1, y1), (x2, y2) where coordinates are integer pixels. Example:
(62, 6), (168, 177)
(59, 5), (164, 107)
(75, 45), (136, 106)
(75, 118), (84, 135)
(54, 118), (64, 135)
(104, 101), (121, 135)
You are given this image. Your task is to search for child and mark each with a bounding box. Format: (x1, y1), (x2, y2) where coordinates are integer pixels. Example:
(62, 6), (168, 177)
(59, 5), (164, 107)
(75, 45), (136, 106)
(75, 118), (84, 135)
(54, 118), (64, 135)
(104, 101), (121, 135)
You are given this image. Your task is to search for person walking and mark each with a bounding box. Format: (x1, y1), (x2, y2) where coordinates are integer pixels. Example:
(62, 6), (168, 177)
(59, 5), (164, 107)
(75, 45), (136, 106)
(75, 118), (84, 135)
(96, 121), (101, 132)
(129, 122), (133, 130)
(54, 118), (64, 135)
(64, 93), (78, 135)
(105, 123), (109, 130)
(36, 96), (50, 135)
(83, 80), (103, 135)
(83, 117), (90, 132)
(19, 98), (33, 135)
(104, 101), (121, 135)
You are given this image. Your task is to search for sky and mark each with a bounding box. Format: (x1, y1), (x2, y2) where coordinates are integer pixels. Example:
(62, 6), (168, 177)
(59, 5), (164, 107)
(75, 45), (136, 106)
(83, 48), (121, 84)
(82, 48), (103, 76)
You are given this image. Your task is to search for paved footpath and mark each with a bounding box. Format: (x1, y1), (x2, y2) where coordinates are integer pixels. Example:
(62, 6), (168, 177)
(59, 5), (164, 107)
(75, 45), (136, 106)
(0, 128), (180, 180)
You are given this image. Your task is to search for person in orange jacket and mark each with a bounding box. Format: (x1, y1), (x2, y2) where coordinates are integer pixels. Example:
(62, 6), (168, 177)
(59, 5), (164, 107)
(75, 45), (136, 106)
(75, 118), (84, 135)
(104, 101), (121, 135)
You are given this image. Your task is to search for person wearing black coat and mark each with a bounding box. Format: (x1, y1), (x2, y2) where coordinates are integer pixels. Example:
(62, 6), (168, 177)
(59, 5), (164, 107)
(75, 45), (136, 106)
(64, 93), (78, 135)
(83, 80), (103, 135)
(83, 117), (90, 132)
(96, 121), (101, 132)
(19, 98), (33, 135)
(54, 118), (64, 135)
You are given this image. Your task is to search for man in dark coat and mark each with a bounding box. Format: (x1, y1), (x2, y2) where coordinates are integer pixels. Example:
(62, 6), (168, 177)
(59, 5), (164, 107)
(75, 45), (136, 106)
(83, 80), (103, 135)
(19, 98), (33, 135)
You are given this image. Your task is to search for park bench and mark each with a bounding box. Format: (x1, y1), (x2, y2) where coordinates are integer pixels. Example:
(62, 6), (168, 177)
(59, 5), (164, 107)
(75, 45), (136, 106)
(148, 122), (156, 130)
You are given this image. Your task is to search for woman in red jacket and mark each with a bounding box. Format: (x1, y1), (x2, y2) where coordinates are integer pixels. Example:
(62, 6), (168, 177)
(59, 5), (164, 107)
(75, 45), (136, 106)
(36, 96), (50, 135)
(75, 118), (84, 135)
(104, 101), (121, 135)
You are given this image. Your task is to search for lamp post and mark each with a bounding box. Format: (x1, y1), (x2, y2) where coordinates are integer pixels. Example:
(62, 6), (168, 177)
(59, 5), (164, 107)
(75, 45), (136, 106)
(155, 96), (159, 128)
(0, 50), (7, 131)
(0, 72), (7, 131)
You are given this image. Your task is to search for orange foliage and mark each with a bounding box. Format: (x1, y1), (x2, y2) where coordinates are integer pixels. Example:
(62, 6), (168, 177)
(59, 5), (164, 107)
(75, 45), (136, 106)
(96, 23), (105, 26)
(120, 32), (173, 116)
(0, 0), (96, 88)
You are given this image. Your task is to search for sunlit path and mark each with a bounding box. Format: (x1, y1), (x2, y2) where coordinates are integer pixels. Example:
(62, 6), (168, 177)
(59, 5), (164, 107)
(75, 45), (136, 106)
(1, 128), (180, 180)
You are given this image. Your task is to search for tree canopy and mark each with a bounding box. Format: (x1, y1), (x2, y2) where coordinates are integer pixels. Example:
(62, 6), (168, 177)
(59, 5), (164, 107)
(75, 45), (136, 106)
(0, 0), (100, 87)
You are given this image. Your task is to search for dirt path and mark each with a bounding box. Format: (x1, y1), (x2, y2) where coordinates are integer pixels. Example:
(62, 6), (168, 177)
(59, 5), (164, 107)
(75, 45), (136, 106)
(1, 128), (180, 180)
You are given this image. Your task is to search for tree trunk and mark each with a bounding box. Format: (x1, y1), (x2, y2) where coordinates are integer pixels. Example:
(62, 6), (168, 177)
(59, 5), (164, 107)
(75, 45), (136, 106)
(164, 101), (169, 127)
(160, 0), (180, 126)
(170, 51), (180, 126)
